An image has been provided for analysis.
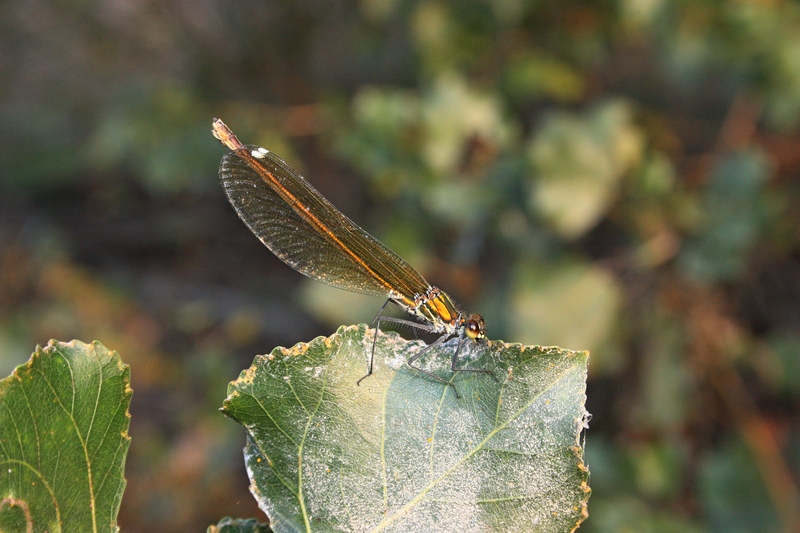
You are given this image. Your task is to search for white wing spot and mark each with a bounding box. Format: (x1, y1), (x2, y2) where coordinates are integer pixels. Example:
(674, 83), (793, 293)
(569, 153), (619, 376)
(258, 147), (269, 154)
(251, 149), (266, 158)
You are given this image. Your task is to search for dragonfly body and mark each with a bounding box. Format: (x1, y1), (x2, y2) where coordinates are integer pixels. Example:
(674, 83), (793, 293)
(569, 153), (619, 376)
(212, 118), (490, 395)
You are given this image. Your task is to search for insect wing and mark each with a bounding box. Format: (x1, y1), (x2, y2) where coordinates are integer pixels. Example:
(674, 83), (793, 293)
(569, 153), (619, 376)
(219, 146), (430, 299)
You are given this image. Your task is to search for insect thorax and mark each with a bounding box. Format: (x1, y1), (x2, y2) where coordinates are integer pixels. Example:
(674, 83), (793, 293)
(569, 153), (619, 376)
(393, 286), (464, 336)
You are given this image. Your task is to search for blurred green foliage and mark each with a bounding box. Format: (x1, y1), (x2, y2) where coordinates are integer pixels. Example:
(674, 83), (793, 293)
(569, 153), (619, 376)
(2, 0), (800, 531)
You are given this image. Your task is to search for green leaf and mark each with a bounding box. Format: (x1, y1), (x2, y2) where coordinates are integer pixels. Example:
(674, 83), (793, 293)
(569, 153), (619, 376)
(699, 437), (781, 533)
(528, 100), (644, 239)
(222, 325), (590, 533)
(678, 149), (771, 283)
(208, 517), (274, 533)
(0, 340), (132, 533)
(509, 261), (623, 376)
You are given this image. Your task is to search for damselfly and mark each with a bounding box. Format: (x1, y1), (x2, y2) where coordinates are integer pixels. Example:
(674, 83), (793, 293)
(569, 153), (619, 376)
(212, 118), (494, 397)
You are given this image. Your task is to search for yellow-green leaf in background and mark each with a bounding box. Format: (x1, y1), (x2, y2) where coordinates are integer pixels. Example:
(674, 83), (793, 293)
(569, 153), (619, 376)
(528, 100), (644, 239)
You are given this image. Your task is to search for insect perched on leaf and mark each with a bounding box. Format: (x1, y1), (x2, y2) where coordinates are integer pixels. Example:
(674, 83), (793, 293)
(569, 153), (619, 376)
(213, 118), (495, 397)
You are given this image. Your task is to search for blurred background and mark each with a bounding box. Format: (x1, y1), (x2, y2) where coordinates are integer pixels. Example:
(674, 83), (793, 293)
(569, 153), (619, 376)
(1, 0), (799, 531)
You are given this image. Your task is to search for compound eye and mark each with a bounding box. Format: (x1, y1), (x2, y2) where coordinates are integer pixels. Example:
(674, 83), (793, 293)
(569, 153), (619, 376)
(465, 315), (485, 340)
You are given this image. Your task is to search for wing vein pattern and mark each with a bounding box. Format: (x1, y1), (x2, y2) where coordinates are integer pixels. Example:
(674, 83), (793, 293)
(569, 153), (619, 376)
(219, 146), (430, 300)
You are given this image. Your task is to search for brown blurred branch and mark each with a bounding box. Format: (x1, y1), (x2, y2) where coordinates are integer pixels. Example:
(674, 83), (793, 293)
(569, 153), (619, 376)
(684, 93), (800, 533)
(684, 288), (800, 532)
(711, 360), (800, 533)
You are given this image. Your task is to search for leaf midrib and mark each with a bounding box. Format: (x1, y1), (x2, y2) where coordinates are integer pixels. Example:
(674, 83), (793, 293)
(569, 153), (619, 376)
(39, 347), (101, 533)
(372, 360), (580, 532)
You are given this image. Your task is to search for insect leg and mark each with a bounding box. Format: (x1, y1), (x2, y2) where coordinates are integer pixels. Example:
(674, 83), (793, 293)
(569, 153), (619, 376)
(406, 333), (461, 398)
(358, 298), (394, 386)
(450, 337), (498, 382)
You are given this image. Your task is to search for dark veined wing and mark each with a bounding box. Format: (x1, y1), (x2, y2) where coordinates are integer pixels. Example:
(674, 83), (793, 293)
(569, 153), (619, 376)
(219, 144), (431, 299)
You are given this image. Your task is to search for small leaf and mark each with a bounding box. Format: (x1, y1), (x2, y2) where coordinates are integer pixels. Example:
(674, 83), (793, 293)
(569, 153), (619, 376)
(510, 261), (623, 376)
(528, 100), (644, 239)
(222, 325), (590, 533)
(678, 149), (771, 282)
(208, 517), (274, 533)
(0, 340), (132, 533)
